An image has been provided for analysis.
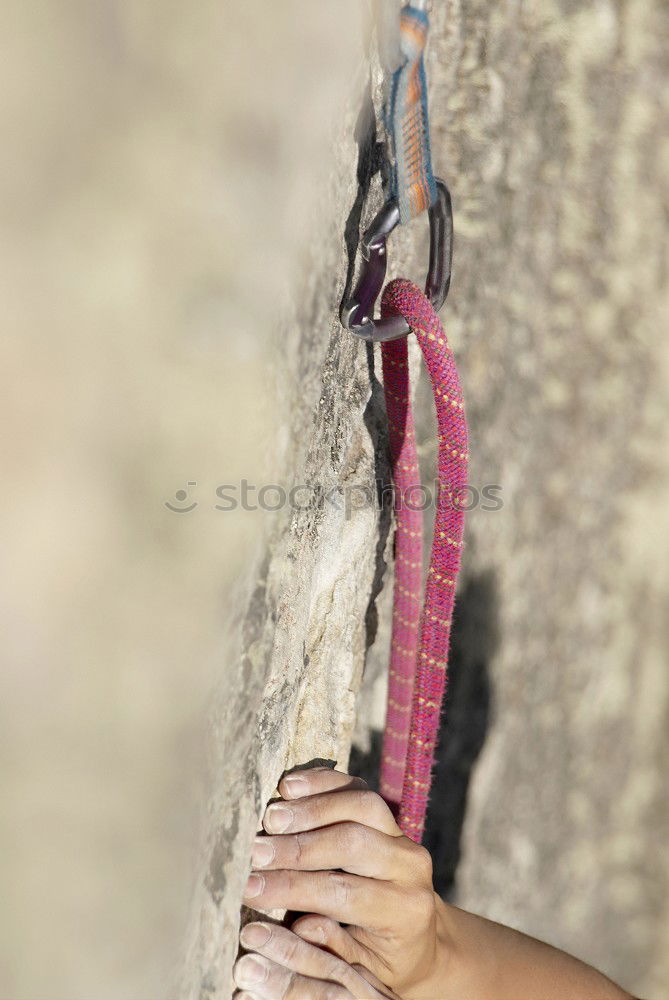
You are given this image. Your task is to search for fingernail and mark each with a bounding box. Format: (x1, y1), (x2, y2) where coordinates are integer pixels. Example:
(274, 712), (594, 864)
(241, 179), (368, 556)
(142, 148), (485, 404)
(299, 922), (325, 944)
(264, 804), (293, 833)
(235, 955), (268, 987)
(243, 873), (264, 899)
(251, 837), (275, 868)
(240, 922), (272, 949)
(282, 774), (309, 797)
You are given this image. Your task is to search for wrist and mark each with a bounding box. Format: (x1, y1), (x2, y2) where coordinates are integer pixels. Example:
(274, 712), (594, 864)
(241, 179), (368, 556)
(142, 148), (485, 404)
(402, 894), (458, 1000)
(417, 901), (633, 1000)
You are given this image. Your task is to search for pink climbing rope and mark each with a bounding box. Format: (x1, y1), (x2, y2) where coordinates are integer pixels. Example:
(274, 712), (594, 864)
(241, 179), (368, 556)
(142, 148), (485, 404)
(379, 335), (423, 808)
(379, 278), (469, 843)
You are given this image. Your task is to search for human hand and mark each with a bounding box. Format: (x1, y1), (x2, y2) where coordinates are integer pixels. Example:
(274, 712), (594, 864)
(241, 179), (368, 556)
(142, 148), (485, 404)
(239, 767), (448, 999)
(236, 767), (634, 1000)
(233, 920), (401, 999)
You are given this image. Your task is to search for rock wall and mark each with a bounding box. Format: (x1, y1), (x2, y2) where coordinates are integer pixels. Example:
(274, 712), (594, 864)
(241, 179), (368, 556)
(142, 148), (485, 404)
(429, 3), (667, 997)
(375, 2), (669, 997)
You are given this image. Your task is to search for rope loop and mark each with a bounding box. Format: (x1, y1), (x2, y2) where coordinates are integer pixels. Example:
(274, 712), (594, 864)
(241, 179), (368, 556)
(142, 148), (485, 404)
(379, 279), (468, 842)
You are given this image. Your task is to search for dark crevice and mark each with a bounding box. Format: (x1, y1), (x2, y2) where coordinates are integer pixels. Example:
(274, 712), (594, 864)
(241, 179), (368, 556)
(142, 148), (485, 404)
(343, 80), (393, 660)
(351, 570), (498, 898)
(340, 80), (387, 322)
(423, 570), (497, 897)
(362, 368), (392, 656)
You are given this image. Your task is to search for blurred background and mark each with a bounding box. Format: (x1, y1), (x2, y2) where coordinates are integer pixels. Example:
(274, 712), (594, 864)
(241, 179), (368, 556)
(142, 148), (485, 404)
(1, 1), (667, 998)
(0, 2), (362, 997)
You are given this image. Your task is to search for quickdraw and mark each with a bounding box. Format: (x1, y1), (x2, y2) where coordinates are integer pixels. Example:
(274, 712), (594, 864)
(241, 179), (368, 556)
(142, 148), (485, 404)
(341, 3), (468, 844)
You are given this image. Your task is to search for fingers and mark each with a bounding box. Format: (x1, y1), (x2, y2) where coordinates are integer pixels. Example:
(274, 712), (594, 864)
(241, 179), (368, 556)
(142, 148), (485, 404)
(291, 915), (394, 992)
(263, 787), (400, 839)
(234, 922), (390, 999)
(251, 822), (426, 882)
(246, 772), (432, 931)
(242, 868), (402, 930)
(350, 964), (402, 1000)
(291, 915), (373, 970)
(278, 768), (367, 801)
(234, 954), (350, 999)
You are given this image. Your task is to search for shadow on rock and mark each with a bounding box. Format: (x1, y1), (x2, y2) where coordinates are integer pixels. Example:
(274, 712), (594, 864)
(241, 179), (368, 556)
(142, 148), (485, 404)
(351, 569), (499, 899)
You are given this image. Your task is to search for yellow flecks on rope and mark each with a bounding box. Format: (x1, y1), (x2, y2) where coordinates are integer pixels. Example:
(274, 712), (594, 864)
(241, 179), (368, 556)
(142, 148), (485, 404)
(393, 641), (417, 658)
(419, 652), (446, 669)
(383, 356), (408, 369)
(388, 698), (411, 713)
(383, 753), (406, 768)
(438, 532), (463, 548)
(437, 434), (468, 461)
(385, 723), (408, 741)
(386, 388), (409, 405)
(396, 552), (421, 569)
(439, 391), (464, 410)
(393, 611), (418, 628)
(428, 568), (455, 586)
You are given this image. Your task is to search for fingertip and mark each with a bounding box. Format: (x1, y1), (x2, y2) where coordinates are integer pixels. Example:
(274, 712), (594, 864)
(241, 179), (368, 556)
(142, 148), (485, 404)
(240, 921), (272, 949)
(234, 954), (269, 990)
(279, 767), (367, 801)
(297, 923), (326, 944)
(291, 913), (335, 945)
(262, 803), (293, 834)
(242, 872), (265, 901)
(278, 772), (311, 799)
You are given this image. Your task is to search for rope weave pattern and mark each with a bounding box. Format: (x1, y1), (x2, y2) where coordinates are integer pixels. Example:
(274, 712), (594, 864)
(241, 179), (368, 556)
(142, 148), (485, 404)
(379, 336), (423, 807)
(380, 279), (468, 843)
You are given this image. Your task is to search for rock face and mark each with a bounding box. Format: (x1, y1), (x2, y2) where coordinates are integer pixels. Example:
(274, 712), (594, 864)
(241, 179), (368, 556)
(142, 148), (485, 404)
(386, 1), (668, 995)
(415, 4), (669, 998)
(181, 177), (392, 997)
(189, 1), (669, 997)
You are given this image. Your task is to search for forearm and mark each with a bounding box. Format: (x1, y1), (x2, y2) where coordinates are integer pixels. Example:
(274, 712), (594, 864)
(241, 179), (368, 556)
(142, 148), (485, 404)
(408, 896), (632, 1000)
(236, 770), (639, 1000)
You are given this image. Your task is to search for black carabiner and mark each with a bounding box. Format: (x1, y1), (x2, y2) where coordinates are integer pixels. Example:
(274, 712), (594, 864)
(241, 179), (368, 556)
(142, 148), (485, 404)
(340, 178), (453, 343)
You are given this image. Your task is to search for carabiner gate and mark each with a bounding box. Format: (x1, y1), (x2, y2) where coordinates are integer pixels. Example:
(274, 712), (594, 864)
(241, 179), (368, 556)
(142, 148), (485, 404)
(340, 178), (453, 343)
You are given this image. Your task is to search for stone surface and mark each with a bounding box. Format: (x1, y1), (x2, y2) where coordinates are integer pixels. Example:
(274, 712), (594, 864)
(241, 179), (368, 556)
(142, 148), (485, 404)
(358, 1), (669, 997)
(383, 2), (669, 997)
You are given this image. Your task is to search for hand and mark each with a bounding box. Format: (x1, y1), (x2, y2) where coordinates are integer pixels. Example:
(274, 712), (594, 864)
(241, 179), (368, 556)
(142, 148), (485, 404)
(238, 767), (634, 1000)
(240, 768), (448, 999)
(233, 921), (401, 999)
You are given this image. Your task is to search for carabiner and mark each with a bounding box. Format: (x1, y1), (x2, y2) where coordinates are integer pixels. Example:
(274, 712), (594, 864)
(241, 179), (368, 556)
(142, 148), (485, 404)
(340, 178), (453, 343)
